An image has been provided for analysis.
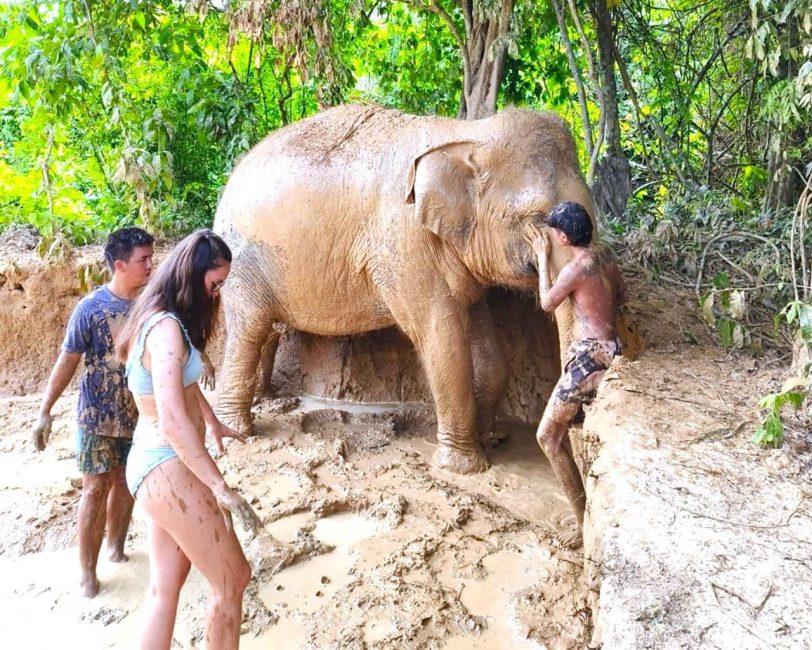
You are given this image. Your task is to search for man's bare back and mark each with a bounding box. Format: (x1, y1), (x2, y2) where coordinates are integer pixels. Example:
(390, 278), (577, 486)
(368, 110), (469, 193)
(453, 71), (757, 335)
(555, 244), (628, 340)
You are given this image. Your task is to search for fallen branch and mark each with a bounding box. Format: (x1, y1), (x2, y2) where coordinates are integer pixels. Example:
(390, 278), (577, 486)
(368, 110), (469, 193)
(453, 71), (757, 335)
(695, 231), (782, 298)
(683, 497), (808, 531)
(686, 420), (751, 445)
(624, 388), (739, 415)
(710, 581), (773, 618)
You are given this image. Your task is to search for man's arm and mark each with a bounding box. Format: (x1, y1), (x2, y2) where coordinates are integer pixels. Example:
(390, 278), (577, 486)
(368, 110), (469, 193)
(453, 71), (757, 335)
(523, 224), (579, 312)
(539, 257), (579, 313)
(33, 350), (82, 451)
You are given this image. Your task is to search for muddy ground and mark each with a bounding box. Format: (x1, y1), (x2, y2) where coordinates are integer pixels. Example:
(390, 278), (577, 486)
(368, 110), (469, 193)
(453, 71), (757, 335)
(1, 231), (811, 649)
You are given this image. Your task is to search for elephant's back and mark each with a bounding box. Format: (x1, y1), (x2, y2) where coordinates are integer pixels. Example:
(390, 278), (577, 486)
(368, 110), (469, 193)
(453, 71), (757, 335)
(213, 105), (447, 242)
(241, 104), (441, 165)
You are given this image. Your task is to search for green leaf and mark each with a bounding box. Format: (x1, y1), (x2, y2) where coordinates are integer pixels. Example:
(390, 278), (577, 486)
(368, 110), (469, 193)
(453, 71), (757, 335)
(798, 303), (812, 344)
(134, 11), (146, 32)
(785, 301), (800, 324)
(752, 412), (784, 447)
(718, 319), (733, 348)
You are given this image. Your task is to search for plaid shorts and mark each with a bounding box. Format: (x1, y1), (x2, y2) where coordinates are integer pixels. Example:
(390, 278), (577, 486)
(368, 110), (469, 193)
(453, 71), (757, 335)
(76, 430), (132, 475)
(554, 338), (621, 406)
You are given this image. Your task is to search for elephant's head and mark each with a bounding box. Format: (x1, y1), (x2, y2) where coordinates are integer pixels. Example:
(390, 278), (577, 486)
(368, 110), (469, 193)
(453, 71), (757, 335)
(405, 110), (594, 289)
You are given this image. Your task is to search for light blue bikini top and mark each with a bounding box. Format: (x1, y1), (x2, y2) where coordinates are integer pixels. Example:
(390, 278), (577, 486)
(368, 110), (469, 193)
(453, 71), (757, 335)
(126, 311), (203, 395)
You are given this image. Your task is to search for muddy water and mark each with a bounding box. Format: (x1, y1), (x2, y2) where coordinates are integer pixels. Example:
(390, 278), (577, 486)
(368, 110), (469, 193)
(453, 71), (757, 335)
(407, 425), (571, 531)
(297, 394), (422, 415)
(252, 513), (382, 648)
(1, 392), (582, 648)
(441, 548), (553, 649)
(243, 398), (572, 649)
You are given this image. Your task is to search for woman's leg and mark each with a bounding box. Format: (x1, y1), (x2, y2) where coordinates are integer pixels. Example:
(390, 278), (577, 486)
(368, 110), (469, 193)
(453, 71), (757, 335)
(138, 458), (252, 650)
(139, 516), (191, 649)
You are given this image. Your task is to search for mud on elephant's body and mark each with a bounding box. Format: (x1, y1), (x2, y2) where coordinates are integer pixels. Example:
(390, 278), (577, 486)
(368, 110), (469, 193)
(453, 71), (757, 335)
(213, 104), (594, 474)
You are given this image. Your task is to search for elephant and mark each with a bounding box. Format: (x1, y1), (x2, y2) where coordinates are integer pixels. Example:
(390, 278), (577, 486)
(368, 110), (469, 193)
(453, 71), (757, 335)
(212, 104), (595, 474)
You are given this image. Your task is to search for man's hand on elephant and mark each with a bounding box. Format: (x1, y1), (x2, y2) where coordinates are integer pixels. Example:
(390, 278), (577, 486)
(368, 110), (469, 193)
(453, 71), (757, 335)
(523, 222), (550, 256)
(213, 486), (263, 536)
(208, 419), (246, 456)
(200, 351), (216, 391)
(32, 413), (53, 452)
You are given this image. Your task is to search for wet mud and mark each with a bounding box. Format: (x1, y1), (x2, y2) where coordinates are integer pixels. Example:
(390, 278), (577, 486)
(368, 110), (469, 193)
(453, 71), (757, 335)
(0, 392), (589, 649)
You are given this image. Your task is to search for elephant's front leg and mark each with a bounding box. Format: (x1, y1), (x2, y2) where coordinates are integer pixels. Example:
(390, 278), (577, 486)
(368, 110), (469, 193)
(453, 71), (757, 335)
(415, 302), (489, 474)
(216, 291), (274, 434)
(470, 299), (510, 447)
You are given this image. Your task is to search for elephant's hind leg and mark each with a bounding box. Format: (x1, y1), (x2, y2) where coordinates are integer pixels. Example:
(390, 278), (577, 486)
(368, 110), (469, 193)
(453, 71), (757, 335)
(470, 299), (510, 448)
(256, 329), (282, 401)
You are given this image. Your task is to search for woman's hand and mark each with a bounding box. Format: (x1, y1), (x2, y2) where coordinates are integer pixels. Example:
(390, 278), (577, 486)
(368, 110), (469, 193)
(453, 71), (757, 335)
(207, 419), (246, 456)
(212, 485), (263, 535)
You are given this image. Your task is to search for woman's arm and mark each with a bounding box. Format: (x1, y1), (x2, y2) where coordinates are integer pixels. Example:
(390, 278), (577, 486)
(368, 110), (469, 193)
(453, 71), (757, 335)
(148, 319), (261, 533)
(148, 318), (228, 494)
(192, 383), (246, 454)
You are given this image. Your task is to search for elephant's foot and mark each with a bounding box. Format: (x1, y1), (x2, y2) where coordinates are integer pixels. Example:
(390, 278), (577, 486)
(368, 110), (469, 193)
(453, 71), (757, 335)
(432, 445), (489, 474)
(216, 408), (255, 437)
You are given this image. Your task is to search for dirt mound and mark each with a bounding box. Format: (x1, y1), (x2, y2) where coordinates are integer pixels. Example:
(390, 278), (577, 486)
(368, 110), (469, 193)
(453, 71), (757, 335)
(580, 275), (812, 649)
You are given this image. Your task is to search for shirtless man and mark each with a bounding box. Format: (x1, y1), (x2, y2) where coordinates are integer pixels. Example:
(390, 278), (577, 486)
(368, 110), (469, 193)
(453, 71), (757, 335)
(524, 201), (627, 548)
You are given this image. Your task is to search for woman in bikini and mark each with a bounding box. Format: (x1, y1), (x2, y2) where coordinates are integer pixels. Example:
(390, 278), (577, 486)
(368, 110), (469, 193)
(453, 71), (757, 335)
(117, 229), (261, 649)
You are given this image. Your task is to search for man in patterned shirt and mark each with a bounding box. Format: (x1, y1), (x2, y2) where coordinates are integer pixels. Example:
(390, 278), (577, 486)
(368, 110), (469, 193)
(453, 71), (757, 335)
(524, 202), (627, 549)
(32, 227), (154, 597)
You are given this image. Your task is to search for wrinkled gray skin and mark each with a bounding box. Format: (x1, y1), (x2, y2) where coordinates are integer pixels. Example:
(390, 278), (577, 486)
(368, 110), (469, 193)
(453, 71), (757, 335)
(213, 104), (594, 474)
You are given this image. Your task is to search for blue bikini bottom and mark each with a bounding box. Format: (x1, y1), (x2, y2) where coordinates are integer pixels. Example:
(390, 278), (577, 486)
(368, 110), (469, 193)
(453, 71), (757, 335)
(125, 445), (178, 496)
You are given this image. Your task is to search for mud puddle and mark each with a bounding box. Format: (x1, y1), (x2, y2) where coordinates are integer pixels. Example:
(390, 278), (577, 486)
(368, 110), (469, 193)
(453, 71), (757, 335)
(0, 392), (589, 648)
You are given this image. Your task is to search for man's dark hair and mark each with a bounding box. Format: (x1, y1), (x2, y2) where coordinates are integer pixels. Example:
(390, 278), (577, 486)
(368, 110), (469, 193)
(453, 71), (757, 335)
(547, 201), (593, 246)
(104, 227), (155, 270)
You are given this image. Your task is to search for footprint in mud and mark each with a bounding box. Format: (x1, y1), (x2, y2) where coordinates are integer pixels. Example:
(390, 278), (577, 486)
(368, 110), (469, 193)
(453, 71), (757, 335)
(256, 513), (379, 617)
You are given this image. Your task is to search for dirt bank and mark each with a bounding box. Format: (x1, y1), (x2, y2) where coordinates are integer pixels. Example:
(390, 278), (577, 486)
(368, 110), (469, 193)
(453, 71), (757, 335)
(581, 276), (812, 649)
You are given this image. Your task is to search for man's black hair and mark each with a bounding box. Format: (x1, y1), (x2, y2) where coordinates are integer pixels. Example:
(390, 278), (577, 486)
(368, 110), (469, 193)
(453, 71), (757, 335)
(546, 201), (593, 247)
(104, 227), (155, 270)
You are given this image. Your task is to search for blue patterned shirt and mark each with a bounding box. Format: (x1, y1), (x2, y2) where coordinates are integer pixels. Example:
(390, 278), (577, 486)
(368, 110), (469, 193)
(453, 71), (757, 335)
(62, 286), (138, 438)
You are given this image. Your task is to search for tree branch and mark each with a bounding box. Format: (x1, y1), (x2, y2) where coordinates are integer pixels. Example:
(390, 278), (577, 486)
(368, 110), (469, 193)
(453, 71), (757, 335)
(550, 0), (593, 160)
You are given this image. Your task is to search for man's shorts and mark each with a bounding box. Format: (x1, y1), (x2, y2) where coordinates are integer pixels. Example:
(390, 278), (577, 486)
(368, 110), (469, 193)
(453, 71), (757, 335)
(76, 430), (132, 475)
(551, 338), (621, 418)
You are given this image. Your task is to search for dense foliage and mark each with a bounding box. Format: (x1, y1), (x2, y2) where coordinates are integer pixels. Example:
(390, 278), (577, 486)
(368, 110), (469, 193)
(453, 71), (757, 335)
(1, 0), (809, 238)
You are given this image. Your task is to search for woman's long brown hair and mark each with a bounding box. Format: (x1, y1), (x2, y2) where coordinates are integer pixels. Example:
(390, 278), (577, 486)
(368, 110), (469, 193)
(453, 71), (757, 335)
(116, 229), (232, 361)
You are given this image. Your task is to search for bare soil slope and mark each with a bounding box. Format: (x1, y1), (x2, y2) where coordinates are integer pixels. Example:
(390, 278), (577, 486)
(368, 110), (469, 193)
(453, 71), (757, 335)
(582, 275), (812, 649)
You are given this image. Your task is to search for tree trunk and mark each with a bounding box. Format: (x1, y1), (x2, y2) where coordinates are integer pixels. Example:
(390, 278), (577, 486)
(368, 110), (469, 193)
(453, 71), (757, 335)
(763, 20), (803, 220)
(589, 0), (631, 221)
(420, 0), (516, 120)
(460, 0), (515, 119)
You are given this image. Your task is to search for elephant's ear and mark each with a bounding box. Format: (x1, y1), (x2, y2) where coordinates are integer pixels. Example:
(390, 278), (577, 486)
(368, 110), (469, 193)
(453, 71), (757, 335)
(405, 142), (478, 252)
